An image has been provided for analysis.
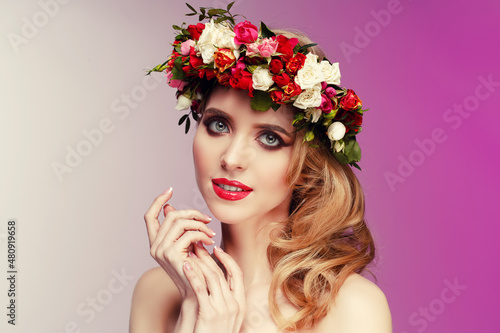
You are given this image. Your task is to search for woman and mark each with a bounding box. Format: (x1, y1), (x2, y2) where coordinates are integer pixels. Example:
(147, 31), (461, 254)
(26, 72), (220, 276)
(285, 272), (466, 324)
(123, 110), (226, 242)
(130, 4), (392, 332)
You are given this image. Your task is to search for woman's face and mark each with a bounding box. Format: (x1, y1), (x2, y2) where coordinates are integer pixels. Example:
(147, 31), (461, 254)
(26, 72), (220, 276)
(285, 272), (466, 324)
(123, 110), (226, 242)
(193, 87), (297, 226)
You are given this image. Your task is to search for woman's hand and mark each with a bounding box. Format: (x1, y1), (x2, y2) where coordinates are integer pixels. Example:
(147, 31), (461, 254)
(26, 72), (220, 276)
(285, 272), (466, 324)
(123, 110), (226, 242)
(183, 242), (246, 333)
(144, 187), (216, 301)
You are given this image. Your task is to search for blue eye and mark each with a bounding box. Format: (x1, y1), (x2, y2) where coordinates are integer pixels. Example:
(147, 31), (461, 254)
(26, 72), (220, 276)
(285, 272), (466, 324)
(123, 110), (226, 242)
(208, 119), (229, 133)
(258, 132), (282, 148)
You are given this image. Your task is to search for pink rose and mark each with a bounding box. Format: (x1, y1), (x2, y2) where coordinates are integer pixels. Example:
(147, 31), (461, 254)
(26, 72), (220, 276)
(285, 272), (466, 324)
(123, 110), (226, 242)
(234, 21), (259, 45)
(319, 94), (333, 113)
(325, 86), (336, 99)
(166, 70), (186, 90)
(180, 40), (196, 56)
(245, 43), (260, 56)
(257, 38), (278, 57)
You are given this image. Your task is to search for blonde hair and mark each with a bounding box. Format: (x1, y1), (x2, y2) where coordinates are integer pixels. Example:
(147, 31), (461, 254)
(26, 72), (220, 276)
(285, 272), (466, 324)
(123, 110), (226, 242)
(196, 29), (376, 331)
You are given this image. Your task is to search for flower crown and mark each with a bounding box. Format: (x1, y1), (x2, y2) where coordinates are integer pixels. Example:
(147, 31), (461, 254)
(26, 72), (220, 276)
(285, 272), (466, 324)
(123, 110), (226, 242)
(147, 2), (368, 169)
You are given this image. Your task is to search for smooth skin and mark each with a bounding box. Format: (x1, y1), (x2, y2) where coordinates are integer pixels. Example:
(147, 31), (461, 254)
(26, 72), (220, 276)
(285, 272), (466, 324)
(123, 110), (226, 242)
(130, 88), (392, 333)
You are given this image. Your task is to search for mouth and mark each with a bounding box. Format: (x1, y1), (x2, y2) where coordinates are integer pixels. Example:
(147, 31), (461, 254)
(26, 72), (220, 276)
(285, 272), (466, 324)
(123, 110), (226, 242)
(212, 178), (253, 201)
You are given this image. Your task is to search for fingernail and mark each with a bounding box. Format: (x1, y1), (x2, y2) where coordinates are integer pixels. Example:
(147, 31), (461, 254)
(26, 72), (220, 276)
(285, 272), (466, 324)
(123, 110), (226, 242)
(203, 214), (212, 221)
(188, 251), (197, 258)
(196, 241), (203, 248)
(162, 187), (173, 195)
(183, 261), (192, 271)
(214, 245), (224, 252)
(209, 229), (216, 236)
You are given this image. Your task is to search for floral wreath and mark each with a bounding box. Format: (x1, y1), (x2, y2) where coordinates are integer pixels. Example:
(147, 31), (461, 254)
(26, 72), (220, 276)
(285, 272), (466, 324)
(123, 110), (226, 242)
(147, 2), (368, 169)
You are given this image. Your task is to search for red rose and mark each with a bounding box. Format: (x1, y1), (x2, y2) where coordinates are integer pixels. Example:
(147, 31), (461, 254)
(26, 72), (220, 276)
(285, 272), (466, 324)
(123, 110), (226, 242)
(269, 59), (283, 74)
(234, 21), (259, 45)
(283, 82), (302, 98)
(276, 35), (299, 60)
(229, 68), (254, 97)
(272, 73), (290, 88)
(339, 89), (362, 111)
(338, 109), (363, 133)
(189, 48), (203, 69)
(199, 68), (216, 80)
(217, 72), (232, 87)
(214, 48), (236, 72)
(270, 90), (284, 104)
(187, 23), (205, 41)
(286, 53), (306, 75)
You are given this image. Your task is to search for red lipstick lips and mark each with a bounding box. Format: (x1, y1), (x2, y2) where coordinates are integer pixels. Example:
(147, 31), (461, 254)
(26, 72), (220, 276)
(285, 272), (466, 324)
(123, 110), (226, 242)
(212, 178), (253, 201)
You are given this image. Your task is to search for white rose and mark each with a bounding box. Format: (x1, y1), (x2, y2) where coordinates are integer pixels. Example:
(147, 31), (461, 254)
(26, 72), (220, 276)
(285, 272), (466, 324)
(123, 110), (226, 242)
(304, 107), (322, 123)
(320, 61), (341, 85)
(215, 25), (239, 50)
(197, 20), (217, 64)
(293, 84), (322, 109)
(327, 122), (346, 141)
(295, 54), (324, 90)
(252, 67), (274, 91)
(175, 95), (193, 111)
(334, 140), (345, 153)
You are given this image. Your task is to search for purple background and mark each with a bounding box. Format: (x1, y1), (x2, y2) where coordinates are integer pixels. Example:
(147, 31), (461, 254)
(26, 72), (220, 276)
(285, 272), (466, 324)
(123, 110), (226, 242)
(1, 0), (498, 332)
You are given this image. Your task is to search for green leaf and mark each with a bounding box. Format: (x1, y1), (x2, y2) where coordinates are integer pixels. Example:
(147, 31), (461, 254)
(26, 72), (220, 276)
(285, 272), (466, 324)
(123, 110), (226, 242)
(191, 111), (199, 122)
(208, 8), (227, 16)
(271, 103), (281, 111)
(178, 114), (188, 125)
(260, 22), (275, 38)
(185, 117), (191, 134)
(250, 91), (273, 111)
(171, 58), (186, 80)
(296, 43), (318, 54)
(173, 25), (182, 30)
(227, 1), (235, 11)
(350, 162), (362, 170)
(344, 139), (361, 162)
(200, 7), (206, 15)
(333, 151), (350, 164)
(186, 3), (197, 13)
(185, 13), (197, 16)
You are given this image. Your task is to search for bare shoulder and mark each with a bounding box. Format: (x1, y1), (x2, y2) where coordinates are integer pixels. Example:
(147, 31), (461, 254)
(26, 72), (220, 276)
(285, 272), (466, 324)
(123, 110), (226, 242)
(314, 273), (392, 333)
(129, 266), (182, 333)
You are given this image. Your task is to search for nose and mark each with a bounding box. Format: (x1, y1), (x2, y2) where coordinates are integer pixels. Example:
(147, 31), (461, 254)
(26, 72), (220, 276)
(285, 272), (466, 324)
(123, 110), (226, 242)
(220, 135), (255, 172)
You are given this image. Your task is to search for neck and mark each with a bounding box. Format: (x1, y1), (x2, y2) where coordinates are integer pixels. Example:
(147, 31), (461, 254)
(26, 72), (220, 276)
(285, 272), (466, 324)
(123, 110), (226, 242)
(219, 220), (275, 289)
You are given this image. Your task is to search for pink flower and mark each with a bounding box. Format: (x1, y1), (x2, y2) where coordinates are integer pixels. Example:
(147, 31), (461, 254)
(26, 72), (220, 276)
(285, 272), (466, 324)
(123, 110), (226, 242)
(257, 38), (278, 57)
(231, 58), (246, 75)
(319, 94), (333, 113)
(325, 86), (336, 99)
(234, 21), (258, 45)
(166, 69), (186, 90)
(180, 39), (196, 56)
(245, 43), (260, 56)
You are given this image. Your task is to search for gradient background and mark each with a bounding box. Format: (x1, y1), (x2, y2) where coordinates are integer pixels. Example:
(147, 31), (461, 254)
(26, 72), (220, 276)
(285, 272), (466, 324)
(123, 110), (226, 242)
(1, 0), (499, 332)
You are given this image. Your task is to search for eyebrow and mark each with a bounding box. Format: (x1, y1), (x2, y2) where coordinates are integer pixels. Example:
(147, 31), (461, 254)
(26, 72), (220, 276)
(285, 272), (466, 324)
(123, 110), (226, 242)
(204, 107), (293, 138)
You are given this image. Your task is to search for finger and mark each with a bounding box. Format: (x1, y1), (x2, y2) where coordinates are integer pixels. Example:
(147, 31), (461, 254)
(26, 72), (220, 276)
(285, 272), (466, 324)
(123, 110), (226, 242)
(190, 252), (226, 306)
(182, 259), (212, 310)
(214, 246), (245, 303)
(163, 203), (175, 217)
(162, 220), (216, 245)
(194, 242), (226, 282)
(144, 187), (173, 247)
(170, 230), (215, 254)
(151, 209), (212, 252)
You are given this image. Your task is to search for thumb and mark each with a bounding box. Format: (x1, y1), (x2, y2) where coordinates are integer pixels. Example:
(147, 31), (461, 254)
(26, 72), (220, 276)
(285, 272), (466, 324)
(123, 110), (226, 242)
(163, 203), (177, 217)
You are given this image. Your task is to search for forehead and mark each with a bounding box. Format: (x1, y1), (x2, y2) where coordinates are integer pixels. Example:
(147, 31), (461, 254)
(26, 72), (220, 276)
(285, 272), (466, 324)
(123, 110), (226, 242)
(204, 87), (296, 132)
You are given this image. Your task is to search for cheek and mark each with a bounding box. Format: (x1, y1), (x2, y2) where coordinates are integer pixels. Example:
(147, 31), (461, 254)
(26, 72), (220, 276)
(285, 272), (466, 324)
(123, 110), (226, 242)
(256, 151), (291, 190)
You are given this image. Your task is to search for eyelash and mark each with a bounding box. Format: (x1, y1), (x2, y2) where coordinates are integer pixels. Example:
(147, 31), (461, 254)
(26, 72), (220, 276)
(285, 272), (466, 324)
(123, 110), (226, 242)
(202, 116), (286, 151)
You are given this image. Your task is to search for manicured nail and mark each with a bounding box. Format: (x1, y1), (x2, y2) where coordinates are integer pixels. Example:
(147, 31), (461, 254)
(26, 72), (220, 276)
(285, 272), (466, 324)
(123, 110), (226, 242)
(183, 261), (192, 271)
(209, 229), (216, 236)
(196, 241), (203, 248)
(203, 214), (212, 221)
(162, 187), (173, 195)
(188, 251), (197, 258)
(214, 245), (224, 252)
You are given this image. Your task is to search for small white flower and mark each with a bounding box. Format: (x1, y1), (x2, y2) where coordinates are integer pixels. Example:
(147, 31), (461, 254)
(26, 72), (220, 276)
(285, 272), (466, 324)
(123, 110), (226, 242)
(334, 140), (345, 153)
(320, 61), (341, 86)
(295, 54), (324, 90)
(304, 108), (322, 123)
(327, 122), (346, 141)
(175, 95), (193, 111)
(252, 67), (274, 91)
(293, 84), (322, 109)
(197, 19), (240, 64)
